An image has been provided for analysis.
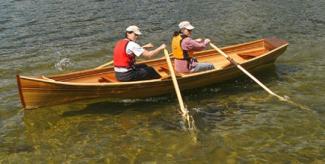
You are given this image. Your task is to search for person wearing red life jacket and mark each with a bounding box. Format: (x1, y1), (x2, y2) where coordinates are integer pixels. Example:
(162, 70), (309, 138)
(171, 21), (215, 73)
(113, 25), (166, 81)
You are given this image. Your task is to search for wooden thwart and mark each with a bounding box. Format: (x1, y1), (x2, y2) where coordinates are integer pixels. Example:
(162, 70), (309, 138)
(98, 75), (118, 83)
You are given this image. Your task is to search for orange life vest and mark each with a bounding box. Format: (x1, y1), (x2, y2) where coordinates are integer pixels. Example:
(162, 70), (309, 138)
(171, 34), (194, 60)
(113, 39), (135, 68)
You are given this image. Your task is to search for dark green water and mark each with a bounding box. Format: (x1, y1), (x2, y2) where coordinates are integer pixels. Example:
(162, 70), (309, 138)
(1, 0), (324, 163)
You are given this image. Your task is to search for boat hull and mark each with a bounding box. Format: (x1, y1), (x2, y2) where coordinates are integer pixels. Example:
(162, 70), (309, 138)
(17, 37), (288, 109)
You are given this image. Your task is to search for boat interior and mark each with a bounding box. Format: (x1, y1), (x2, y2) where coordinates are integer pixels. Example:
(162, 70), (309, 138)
(37, 38), (284, 84)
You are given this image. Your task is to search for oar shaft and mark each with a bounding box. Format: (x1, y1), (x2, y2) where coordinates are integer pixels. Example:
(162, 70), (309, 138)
(210, 43), (285, 101)
(163, 49), (187, 115)
(95, 60), (114, 69)
(237, 64), (283, 98)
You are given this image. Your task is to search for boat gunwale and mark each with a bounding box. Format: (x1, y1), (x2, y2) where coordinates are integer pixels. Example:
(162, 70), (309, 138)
(23, 38), (266, 79)
(175, 43), (288, 78)
(18, 38), (288, 87)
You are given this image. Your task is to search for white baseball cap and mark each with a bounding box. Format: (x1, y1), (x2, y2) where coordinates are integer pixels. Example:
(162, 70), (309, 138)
(178, 21), (195, 30)
(126, 25), (142, 35)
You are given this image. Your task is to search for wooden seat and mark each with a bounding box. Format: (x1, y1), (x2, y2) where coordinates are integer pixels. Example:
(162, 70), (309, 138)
(158, 66), (169, 73)
(98, 75), (118, 83)
(213, 53), (246, 69)
(157, 65), (188, 80)
(237, 47), (266, 58)
(228, 53), (246, 63)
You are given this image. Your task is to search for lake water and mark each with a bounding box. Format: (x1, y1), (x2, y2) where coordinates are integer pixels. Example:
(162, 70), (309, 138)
(1, 0), (324, 163)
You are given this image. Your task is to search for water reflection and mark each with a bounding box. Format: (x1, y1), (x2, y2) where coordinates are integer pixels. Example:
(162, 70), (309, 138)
(21, 100), (205, 162)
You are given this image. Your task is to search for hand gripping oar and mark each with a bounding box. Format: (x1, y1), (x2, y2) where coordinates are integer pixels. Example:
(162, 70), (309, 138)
(210, 42), (311, 110)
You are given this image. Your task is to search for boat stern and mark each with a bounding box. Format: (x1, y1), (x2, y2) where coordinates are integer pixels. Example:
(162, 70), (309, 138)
(264, 37), (289, 50)
(16, 74), (26, 109)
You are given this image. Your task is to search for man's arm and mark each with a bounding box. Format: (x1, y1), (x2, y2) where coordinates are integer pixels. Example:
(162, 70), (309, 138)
(142, 43), (154, 49)
(142, 44), (166, 58)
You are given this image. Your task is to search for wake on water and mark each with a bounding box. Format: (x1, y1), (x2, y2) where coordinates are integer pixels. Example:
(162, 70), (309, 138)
(54, 57), (72, 71)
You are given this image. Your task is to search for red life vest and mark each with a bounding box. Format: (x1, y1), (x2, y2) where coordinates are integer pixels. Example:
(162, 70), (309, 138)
(113, 39), (135, 68)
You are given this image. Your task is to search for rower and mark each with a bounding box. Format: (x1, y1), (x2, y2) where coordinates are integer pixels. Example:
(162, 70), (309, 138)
(171, 21), (215, 73)
(113, 25), (166, 82)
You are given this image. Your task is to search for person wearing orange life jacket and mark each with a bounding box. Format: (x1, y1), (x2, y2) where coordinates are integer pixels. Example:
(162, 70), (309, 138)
(113, 25), (166, 81)
(171, 21), (215, 73)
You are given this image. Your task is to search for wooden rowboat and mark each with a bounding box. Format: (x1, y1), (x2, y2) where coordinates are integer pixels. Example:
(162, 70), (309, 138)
(16, 37), (288, 109)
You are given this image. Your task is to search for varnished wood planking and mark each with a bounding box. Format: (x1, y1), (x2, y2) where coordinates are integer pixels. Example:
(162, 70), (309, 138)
(17, 37), (288, 109)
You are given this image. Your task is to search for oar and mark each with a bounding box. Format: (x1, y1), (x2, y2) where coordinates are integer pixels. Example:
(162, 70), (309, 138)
(163, 48), (193, 126)
(209, 42), (311, 110)
(163, 49), (187, 114)
(210, 42), (287, 101)
(94, 60), (114, 69)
